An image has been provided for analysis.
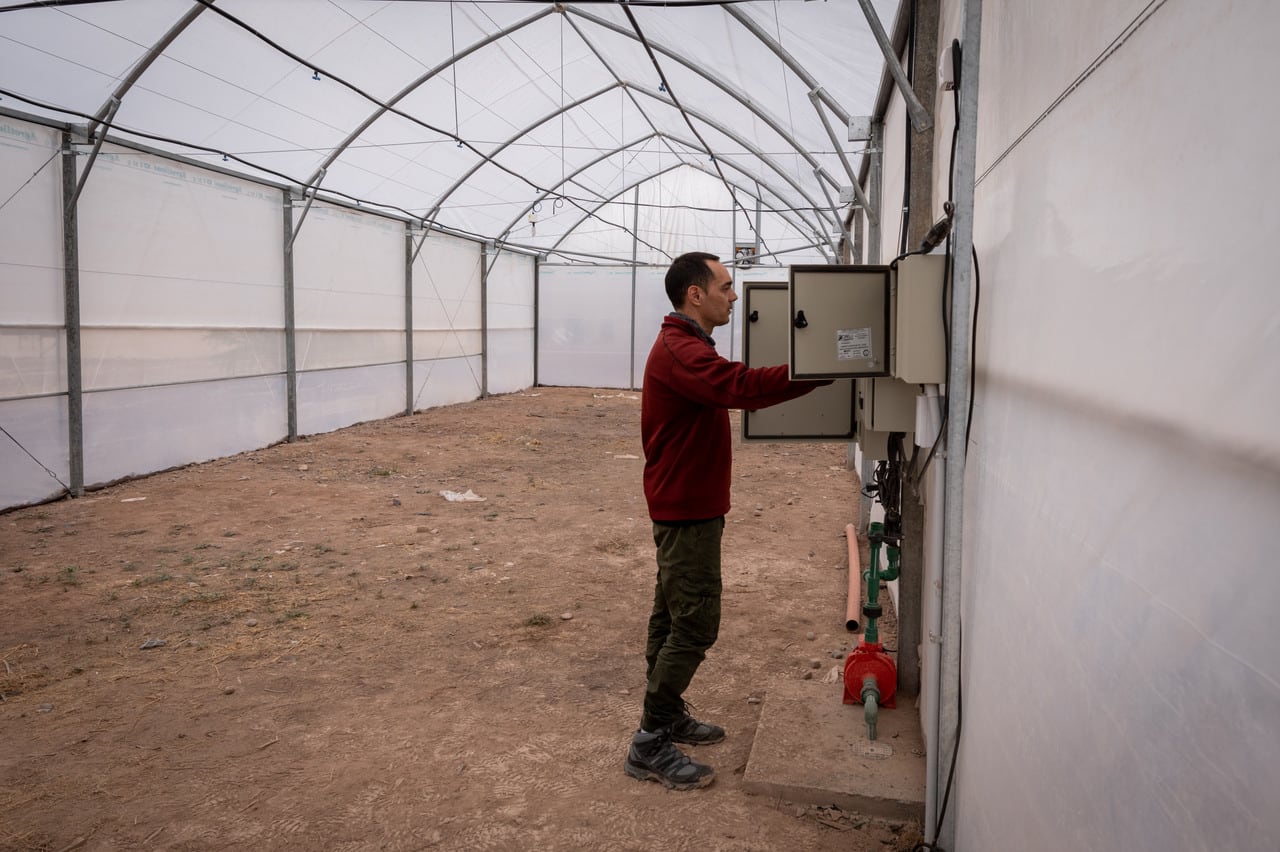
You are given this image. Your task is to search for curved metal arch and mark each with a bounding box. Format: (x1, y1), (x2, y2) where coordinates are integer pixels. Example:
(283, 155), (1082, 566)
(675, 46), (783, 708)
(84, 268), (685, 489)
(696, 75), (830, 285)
(656, 131), (824, 232)
(628, 83), (837, 240)
(306, 6), (556, 186)
(424, 82), (620, 224)
(495, 131), (660, 244)
(546, 162), (812, 255)
(88, 3), (209, 137)
(496, 128), (821, 248)
(675, 160), (824, 248)
(564, 6), (847, 195)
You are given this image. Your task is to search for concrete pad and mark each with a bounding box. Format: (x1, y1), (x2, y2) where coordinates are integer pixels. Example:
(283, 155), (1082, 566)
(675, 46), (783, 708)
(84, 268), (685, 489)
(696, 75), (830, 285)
(742, 679), (925, 822)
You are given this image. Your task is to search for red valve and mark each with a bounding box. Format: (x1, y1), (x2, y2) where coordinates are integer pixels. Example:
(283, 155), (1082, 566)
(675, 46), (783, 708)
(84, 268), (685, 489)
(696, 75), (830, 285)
(842, 641), (897, 708)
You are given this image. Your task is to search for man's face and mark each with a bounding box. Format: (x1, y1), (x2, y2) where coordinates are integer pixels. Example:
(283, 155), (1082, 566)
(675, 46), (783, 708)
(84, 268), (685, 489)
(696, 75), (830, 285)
(686, 260), (737, 330)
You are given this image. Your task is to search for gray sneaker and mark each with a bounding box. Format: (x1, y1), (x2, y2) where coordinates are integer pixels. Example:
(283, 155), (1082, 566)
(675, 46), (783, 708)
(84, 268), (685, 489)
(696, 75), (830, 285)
(623, 729), (715, 790)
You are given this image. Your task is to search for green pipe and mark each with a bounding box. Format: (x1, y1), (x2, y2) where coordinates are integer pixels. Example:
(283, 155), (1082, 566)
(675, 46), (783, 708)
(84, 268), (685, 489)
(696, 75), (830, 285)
(861, 675), (881, 740)
(864, 523), (884, 644)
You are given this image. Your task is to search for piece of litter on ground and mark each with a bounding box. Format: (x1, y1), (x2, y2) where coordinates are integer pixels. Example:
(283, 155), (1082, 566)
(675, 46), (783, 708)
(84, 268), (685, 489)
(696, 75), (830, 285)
(140, 638), (166, 650)
(820, 666), (842, 684)
(747, 696), (762, 705)
(560, 612), (574, 621)
(37, 703), (54, 713)
(440, 489), (486, 502)
(120, 497), (146, 503)
(612, 454), (640, 460)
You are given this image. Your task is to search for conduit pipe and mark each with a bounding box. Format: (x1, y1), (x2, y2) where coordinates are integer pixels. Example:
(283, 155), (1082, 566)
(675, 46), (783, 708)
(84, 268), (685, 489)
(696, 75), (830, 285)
(844, 523), (861, 633)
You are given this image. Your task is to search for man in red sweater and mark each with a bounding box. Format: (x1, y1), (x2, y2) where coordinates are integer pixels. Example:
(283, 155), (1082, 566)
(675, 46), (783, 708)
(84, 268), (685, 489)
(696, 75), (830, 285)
(624, 252), (828, 790)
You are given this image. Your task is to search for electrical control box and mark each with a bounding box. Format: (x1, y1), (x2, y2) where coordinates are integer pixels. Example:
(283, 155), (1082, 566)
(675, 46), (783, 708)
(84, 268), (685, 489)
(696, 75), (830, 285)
(789, 265), (890, 380)
(856, 376), (918, 433)
(853, 379), (915, 459)
(740, 283), (855, 442)
(891, 253), (948, 384)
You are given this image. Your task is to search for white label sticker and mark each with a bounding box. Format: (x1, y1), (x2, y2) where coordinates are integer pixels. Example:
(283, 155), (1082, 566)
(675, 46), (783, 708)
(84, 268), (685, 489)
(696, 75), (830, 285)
(836, 327), (873, 361)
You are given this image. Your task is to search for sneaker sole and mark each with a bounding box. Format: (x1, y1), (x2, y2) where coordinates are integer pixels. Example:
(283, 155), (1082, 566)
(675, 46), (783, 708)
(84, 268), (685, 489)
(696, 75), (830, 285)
(623, 759), (715, 791)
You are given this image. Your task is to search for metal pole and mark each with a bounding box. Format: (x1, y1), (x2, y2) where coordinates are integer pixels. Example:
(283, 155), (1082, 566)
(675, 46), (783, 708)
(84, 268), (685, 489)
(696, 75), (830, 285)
(404, 224), (414, 415)
(730, 203), (737, 363)
(282, 190), (298, 441)
(859, 121), (885, 535)
(855, 0), (934, 132)
(60, 130), (84, 497)
(629, 188), (640, 390)
(480, 242), (490, 398)
(937, 1), (983, 847)
(533, 256), (541, 387)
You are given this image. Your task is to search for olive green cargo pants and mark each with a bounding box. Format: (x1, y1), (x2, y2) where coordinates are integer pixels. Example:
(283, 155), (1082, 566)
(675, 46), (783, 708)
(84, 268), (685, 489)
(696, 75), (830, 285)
(641, 516), (724, 732)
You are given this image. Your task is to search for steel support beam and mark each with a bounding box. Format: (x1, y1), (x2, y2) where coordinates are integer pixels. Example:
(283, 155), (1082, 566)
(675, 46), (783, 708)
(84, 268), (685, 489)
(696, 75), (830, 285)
(59, 131), (83, 497)
(282, 190), (298, 441)
(69, 98), (118, 210)
(856, 0), (934, 132)
(88, 3), (208, 138)
(565, 7), (848, 198)
(424, 83), (620, 225)
(307, 6), (555, 186)
(404, 224), (414, 415)
(936, 2), (983, 847)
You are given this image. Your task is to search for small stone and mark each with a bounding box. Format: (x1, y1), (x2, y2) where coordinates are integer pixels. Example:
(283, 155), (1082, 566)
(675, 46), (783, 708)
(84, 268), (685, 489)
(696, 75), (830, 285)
(559, 612), (574, 621)
(37, 703), (54, 713)
(831, 650), (845, 659)
(617, 688), (631, 696)
(140, 638), (166, 650)
(786, 498), (794, 505)
(223, 686), (235, 695)
(391, 498), (402, 507)
(808, 658), (822, 669)
(416, 526), (429, 533)
(297, 464), (308, 471)
(246, 618), (258, 627)
(747, 696), (762, 705)
(802, 671), (813, 680)
(805, 631), (816, 641)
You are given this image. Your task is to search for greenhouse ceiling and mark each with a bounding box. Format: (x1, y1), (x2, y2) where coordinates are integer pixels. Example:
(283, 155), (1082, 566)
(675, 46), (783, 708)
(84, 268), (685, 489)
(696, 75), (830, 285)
(0, 0), (899, 264)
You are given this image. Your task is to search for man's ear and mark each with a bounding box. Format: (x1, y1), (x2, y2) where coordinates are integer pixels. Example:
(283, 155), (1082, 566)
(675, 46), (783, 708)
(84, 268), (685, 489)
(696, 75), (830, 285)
(686, 285), (702, 306)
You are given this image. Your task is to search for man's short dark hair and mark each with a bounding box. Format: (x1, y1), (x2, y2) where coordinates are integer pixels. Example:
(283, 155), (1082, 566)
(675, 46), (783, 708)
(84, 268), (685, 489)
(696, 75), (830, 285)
(664, 252), (721, 309)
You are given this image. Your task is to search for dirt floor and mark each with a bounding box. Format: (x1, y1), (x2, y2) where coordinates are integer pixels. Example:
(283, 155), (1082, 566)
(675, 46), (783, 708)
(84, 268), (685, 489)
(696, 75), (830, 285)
(0, 386), (913, 852)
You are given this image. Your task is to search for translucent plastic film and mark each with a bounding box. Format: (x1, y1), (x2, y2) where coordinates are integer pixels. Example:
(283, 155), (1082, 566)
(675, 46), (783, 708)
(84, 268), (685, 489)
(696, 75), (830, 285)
(537, 265), (633, 389)
(0, 118), (62, 326)
(486, 251), (534, 395)
(82, 376), (287, 488)
(297, 364), (405, 437)
(0, 395), (69, 508)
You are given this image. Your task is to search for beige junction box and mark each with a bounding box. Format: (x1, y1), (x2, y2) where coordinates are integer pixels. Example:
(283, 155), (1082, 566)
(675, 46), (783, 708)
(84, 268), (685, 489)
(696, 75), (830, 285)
(788, 265), (890, 380)
(740, 283), (855, 441)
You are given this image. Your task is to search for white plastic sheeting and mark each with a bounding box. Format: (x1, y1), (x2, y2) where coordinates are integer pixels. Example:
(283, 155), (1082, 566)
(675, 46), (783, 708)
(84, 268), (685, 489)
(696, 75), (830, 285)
(0, 1), (896, 261)
(0, 111), (539, 507)
(918, 1), (1280, 848)
(485, 250), (535, 395)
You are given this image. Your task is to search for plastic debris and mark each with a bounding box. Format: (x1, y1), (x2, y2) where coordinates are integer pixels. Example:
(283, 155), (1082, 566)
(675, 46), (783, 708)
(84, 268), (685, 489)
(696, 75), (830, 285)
(440, 489), (486, 502)
(140, 638), (167, 650)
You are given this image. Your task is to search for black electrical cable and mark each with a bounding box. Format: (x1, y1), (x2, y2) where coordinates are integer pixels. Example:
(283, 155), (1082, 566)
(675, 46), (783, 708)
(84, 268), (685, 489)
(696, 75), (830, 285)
(618, 2), (774, 261)
(898, 0), (917, 259)
(913, 39), (963, 488)
(184, 0), (672, 259)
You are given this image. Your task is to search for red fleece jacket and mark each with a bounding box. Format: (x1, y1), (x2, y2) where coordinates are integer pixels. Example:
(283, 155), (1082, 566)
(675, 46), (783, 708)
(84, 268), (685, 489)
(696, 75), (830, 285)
(642, 315), (824, 522)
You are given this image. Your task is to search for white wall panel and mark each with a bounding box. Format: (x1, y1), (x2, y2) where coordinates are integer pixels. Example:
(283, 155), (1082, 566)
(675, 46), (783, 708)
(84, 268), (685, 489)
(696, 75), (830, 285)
(297, 363), (406, 436)
(82, 376), (287, 487)
(538, 265), (632, 389)
(413, 356), (481, 411)
(486, 252), (534, 395)
(0, 328), (64, 397)
(0, 395), (69, 508)
(80, 328), (284, 390)
(630, 266), (674, 389)
(293, 203), (404, 330)
(927, 1), (1280, 849)
(412, 232), (482, 359)
(294, 330), (403, 372)
(0, 118), (62, 325)
(78, 147), (283, 328)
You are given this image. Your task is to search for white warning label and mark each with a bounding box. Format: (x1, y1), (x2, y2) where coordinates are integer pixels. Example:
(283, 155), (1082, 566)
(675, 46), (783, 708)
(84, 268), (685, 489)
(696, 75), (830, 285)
(836, 327), (873, 360)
